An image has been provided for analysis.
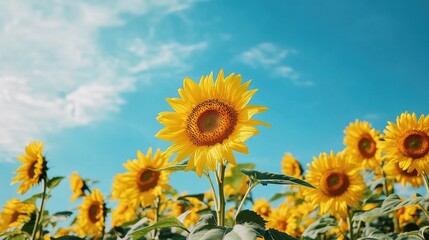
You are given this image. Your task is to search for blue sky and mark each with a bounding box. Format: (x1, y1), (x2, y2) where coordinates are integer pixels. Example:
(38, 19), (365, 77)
(1, 0), (429, 214)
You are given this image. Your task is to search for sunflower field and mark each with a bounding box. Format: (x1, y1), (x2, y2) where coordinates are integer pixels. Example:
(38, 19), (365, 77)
(1, 70), (429, 240)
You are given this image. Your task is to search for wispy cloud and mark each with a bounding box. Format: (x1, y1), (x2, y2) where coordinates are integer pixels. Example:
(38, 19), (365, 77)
(129, 39), (207, 74)
(238, 42), (314, 87)
(240, 43), (291, 67)
(0, 0), (199, 161)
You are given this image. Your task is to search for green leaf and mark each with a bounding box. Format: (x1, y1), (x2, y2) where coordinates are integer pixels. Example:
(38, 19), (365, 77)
(153, 161), (188, 172)
(47, 176), (65, 189)
(353, 208), (384, 222)
(268, 192), (295, 202)
(51, 211), (73, 222)
(178, 193), (205, 202)
(23, 193), (44, 204)
(235, 210), (266, 230)
(130, 217), (188, 239)
(241, 169), (315, 188)
(55, 236), (86, 240)
(20, 220), (35, 235)
(381, 194), (429, 214)
(224, 163), (255, 190)
(302, 215), (336, 239)
(187, 214), (227, 240)
(264, 228), (298, 240)
(224, 222), (263, 240)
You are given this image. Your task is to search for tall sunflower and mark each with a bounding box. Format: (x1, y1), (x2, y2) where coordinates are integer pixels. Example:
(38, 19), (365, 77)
(11, 141), (46, 194)
(76, 189), (105, 238)
(266, 202), (299, 237)
(384, 162), (423, 188)
(156, 70), (269, 176)
(343, 120), (382, 170)
(281, 152), (303, 179)
(111, 148), (171, 208)
(111, 200), (137, 227)
(303, 151), (365, 216)
(0, 198), (36, 232)
(381, 112), (429, 174)
(70, 172), (87, 202)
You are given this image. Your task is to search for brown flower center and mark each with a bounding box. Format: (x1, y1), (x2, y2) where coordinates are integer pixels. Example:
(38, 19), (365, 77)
(28, 161), (37, 179)
(137, 169), (160, 192)
(10, 211), (19, 223)
(88, 203), (101, 223)
(358, 134), (377, 158)
(396, 163), (419, 177)
(399, 130), (429, 159)
(320, 171), (350, 197)
(186, 99), (238, 146)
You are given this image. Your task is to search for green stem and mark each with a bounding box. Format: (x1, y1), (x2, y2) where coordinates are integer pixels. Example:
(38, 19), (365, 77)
(418, 203), (429, 220)
(422, 171), (429, 196)
(153, 196), (161, 240)
(204, 172), (219, 217)
(233, 182), (258, 221)
(31, 175), (48, 240)
(356, 220), (362, 239)
(216, 162), (226, 226)
(347, 207), (355, 240)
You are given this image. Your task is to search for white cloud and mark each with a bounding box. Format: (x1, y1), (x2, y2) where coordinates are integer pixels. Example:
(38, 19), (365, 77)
(238, 42), (314, 87)
(0, 0), (198, 161)
(239, 42), (291, 67)
(129, 39), (207, 73)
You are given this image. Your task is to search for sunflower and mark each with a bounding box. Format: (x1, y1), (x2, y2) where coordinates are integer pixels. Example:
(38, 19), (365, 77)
(303, 151), (365, 216)
(343, 120), (382, 170)
(0, 198), (36, 232)
(381, 112), (429, 174)
(253, 198), (271, 219)
(111, 200), (137, 227)
(396, 205), (421, 228)
(384, 162), (423, 188)
(281, 152), (303, 179)
(76, 188), (105, 238)
(156, 70), (269, 176)
(11, 141), (46, 194)
(70, 172), (87, 202)
(112, 148), (171, 208)
(266, 202), (299, 237)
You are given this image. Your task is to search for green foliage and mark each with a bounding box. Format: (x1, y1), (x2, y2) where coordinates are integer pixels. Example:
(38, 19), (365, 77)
(264, 228), (299, 240)
(178, 193), (206, 202)
(381, 194), (429, 213)
(301, 215), (336, 240)
(130, 217), (188, 239)
(154, 161), (189, 172)
(187, 213), (267, 240)
(224, 163), (255, 190)
(241, 169), (315, 188)
(47, 176), (65, 189)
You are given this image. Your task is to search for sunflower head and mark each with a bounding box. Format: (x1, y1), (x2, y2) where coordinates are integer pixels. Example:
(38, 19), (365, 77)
(11, 141), (47, 194)
(70, 172), (87, 202)
(111, 200), (137, 227)
(303, 151), (365, 217)
(381, 112), (429, 174)
(0, 198), (36, 232)
(253, 198), (271, 219)
(156, 69), (269, 176)
(281, 152), (303, 179)
(384, 162), (423, 188)
(343, 120), (382, 170)
(76, 189), (105, 238)
(266, 202), (299, 236)
(112, 147), (171, 208)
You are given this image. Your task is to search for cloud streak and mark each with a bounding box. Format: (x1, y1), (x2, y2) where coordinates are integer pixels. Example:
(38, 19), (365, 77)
(238, 42), (314, 87)
(0, 0), (199, 161)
